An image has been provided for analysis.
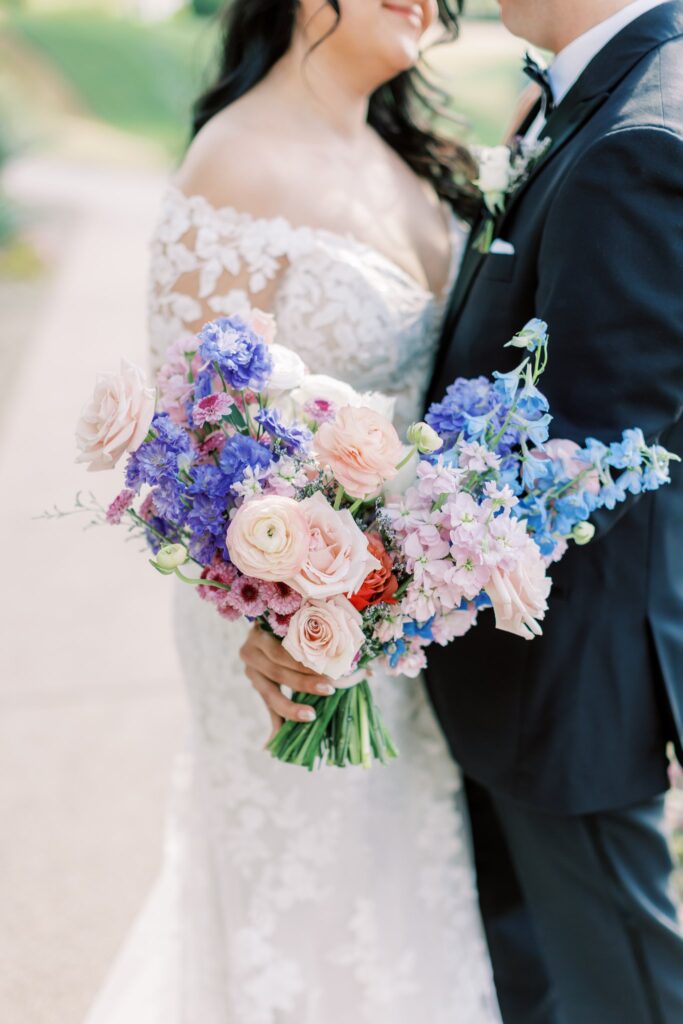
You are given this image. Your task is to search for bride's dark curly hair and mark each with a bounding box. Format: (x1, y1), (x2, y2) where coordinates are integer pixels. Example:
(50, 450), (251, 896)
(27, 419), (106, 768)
(193, 0), (479, 220)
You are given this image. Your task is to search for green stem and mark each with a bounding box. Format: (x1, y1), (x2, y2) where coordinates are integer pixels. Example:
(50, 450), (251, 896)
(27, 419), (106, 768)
(359, 684), (372, 770)
(396, 445), (418, 471)
(333, 485), (345, 511)
(173, 567), (232, 591)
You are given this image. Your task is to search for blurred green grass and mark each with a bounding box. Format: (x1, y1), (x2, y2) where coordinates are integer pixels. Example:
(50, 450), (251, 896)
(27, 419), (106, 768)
(6, 11), (523, 152)
(8, 11), (218, 155)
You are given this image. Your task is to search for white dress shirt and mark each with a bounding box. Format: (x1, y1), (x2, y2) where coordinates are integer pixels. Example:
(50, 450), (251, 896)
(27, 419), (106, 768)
(525, 0), (670, 140)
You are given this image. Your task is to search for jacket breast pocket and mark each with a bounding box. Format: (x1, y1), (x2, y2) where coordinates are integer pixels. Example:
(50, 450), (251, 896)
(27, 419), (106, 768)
(480, 252), (516, 283)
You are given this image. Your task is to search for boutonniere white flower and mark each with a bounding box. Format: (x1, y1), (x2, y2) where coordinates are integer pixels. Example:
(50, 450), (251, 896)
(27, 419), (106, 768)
(473, 136), (551, 253)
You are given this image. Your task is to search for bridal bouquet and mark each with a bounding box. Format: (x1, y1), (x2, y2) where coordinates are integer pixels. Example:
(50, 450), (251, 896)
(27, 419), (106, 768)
(73, 314), (678, 770)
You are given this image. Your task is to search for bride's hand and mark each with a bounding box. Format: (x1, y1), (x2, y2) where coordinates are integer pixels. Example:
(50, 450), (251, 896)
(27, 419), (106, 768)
(240, 625), (336, 737)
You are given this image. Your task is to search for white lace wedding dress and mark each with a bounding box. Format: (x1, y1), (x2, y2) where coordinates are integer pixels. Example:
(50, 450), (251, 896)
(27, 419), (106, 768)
(85, 186), (501, 1024)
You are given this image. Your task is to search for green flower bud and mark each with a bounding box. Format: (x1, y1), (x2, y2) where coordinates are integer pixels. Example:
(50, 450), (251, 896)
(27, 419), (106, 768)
(406, 422), (442, 455)
(571, 522), (595, 546)
(155, 543), (189, 571)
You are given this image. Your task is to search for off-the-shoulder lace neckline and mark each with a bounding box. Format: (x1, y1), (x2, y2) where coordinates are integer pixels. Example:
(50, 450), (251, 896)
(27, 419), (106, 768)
(165, 184), (463, 302)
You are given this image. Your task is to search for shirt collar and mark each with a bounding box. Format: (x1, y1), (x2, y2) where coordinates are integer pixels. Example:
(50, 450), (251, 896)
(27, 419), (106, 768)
(549, 0), (671, 104)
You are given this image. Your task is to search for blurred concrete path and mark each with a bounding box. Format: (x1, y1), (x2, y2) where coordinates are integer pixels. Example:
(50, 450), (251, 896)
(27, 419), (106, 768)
(0, 158), (185, 1024)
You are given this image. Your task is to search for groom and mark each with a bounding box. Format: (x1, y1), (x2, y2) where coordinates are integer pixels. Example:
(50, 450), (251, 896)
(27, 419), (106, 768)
(426, 0), (683, 1021)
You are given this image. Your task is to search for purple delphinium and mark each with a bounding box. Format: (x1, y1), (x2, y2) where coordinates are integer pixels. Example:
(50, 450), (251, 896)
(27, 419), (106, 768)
(195, 317), (272, 396)
(255, 408), (312, 455)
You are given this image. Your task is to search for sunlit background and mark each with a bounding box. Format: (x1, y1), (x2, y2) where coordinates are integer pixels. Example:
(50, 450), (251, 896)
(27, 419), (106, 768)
(0, 2), (680, 1022)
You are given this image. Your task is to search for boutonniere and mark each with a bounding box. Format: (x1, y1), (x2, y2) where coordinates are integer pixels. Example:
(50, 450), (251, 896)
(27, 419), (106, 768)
(473, 136), (551, 254)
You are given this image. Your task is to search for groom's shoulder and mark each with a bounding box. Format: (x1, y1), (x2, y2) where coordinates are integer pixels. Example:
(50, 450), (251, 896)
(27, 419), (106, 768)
(607, 32), (683, 138)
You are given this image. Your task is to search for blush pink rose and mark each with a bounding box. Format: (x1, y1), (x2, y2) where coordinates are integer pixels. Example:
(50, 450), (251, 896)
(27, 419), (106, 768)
(282, 595), (364, 680)
(314, 406), (404, 499)
(226, 496), (310, 581)
(485, 540), (552, 640)
(531, 439), (600, 495)
(76, 359), (156, 472)
(288, 491), (380, 599)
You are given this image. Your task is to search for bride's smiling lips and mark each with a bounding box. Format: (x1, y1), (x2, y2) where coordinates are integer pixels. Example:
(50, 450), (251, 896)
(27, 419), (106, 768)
(381, 2), (425, 32)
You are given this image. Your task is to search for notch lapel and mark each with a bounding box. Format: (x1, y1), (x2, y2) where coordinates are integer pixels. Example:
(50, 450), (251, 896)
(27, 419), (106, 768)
(439, 0), (683, 359)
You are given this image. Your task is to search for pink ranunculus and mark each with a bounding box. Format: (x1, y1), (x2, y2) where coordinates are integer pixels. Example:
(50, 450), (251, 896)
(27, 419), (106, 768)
(314, 406), (405, 499)
(193, 392), (234, 428)
(282, 595), (364, 680)
(531, 439), (600, 495)
(288, 491), (380, 599)
(226, 495), (310, 582)
(76, 359), (156, 472)
(485, 539), (552, 640)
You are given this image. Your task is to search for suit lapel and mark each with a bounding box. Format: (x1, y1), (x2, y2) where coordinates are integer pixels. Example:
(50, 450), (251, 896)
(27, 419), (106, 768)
(441, 0), (683, 349)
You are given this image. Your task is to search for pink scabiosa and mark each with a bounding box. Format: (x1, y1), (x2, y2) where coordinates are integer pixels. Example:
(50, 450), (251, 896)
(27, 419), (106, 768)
(195, 430), (226, 462)
(303, 398), (338, 425)
(224, 574), (271, 618)
(198, 558), (238, 605)
(106, 488), (135, 525)
(139, 491), (156, 521)
(268, 610), (295, 637)
(268, 581), (302, 616)
(193, 392), (235, 428)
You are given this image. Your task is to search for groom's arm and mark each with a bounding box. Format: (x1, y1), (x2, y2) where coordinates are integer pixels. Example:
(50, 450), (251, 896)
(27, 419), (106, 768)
(536, 125), (683, 539)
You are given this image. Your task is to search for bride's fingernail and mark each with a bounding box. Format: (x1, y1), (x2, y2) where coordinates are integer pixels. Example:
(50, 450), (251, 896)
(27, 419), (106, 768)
(315, 683), (336, 696)
(298, 708), (316, 722)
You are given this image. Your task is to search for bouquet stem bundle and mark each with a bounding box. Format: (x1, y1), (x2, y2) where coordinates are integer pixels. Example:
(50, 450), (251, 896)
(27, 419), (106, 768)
(267, 679), (398, 770)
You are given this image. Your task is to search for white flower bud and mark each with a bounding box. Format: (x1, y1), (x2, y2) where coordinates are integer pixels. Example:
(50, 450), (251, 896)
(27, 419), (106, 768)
(407, 422), (443, 455)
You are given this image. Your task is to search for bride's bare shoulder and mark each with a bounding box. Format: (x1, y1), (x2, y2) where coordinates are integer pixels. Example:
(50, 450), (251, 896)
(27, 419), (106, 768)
(175, 98), (294, 217)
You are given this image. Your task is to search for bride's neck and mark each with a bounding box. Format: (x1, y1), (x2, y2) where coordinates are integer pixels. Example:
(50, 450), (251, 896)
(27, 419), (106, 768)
(267, 40), (372, 141)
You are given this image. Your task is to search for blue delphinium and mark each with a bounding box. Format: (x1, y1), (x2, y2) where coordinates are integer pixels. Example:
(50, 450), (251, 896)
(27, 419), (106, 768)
(195, 317), (272, 396)
(255, 408), (312, 455)
(125, 412), (192, 491)
(219, 434), (273, 486)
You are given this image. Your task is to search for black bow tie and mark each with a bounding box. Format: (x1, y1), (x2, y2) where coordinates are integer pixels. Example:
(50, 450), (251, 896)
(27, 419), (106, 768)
(522, 52), (555, 116)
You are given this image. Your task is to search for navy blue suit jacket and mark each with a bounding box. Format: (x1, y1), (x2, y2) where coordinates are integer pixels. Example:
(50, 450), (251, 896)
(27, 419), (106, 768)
(426, 1), (683, 814)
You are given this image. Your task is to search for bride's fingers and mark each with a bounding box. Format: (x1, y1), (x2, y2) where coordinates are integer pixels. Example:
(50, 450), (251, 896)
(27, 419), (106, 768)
(241, 641), (334, 696)
(257, 629), (321, 676)
(247, 668), (319, 723)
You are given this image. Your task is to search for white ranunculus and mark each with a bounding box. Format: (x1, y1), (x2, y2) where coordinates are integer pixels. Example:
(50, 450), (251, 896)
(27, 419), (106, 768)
(266, 343), (307, 393)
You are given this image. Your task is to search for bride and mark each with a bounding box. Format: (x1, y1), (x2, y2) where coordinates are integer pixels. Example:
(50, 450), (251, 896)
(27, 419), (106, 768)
(86, 1), (501, 1021)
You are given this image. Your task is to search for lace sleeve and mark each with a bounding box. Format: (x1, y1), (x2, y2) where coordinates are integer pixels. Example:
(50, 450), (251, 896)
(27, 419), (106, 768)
(147, 188), (295, 373)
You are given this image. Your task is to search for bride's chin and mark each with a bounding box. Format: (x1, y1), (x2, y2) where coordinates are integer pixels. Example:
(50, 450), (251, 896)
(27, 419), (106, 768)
(379, 38), (422, 76)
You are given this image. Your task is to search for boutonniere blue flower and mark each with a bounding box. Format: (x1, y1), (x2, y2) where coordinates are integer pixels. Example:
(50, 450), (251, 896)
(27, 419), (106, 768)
(473, 136), (551, 254)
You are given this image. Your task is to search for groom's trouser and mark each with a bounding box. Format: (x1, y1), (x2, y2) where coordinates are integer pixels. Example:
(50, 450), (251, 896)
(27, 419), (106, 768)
(470, 778), (683, 1024)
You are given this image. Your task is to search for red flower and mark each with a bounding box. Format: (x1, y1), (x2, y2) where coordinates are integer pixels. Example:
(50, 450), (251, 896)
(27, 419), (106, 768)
(350, 533), (399, 612)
